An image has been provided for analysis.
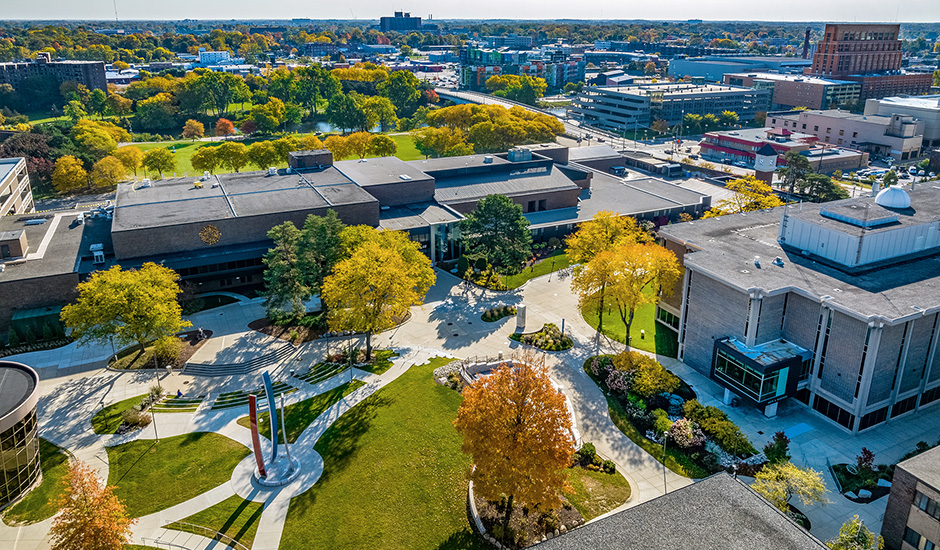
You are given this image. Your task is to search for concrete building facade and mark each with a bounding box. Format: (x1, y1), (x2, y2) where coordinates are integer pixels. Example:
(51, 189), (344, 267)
(768, 109), (924, 161)
(379, 12), (422, 33)
(670, 55), (812, 82)
(882, 446), (940, 550)
(698, 127), (869, 174)
(0, 158), (32, 219)
(724, 72), (860, 110)
(660, 186), (940, 432)
(866, 96), (940, 148)
(0, 53), (106, 93)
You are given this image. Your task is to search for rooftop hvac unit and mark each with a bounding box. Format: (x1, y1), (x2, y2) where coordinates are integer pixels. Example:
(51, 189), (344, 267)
(268, 167), (278, 176)
(139, 179), (151, 188)
(202, 171), (210, 181)
(483, 156), (494, 164)
(90, 243), (105, 265)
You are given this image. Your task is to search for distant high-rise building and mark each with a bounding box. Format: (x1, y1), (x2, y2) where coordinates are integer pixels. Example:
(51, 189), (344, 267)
(379, 12), (422, 33)
(0, 53), (106, 93)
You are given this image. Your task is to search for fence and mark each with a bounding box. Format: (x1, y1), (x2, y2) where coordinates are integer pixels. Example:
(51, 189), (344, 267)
(161, 521), (250, 550)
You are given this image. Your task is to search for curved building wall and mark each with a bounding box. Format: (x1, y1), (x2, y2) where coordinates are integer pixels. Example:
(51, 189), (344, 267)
(0, 361), (40, 507)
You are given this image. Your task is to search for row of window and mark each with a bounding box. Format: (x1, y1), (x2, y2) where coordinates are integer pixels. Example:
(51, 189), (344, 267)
(915, 490), (940, 520)
(176, 257), (264, 278)
(904, 527), (936, 550)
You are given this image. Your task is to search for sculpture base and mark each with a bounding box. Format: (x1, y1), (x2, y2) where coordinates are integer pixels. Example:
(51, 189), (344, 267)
(254, 454), (301, 487)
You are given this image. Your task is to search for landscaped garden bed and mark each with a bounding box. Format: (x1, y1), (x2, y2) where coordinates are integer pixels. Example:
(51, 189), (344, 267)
(583, 353), (762, 479)
(109, 329), (213, 370)
(482, 305), (517, 323)
(510, 323), (573, 351)
(91, 387), (163, 435)
(831, 445), (902, 503)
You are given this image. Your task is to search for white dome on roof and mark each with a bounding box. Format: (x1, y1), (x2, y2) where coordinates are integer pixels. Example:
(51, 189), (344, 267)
(875, 185), (911, 209)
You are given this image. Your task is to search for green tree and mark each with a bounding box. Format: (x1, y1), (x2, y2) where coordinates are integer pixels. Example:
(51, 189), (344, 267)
(190, 146), (220, 175)
(262, 222), (309, 319)
(803, 173), (849, 203)
(250, 97), (286, 134)
(361, 95), (398, 132)
(52, 155), (88, 193)
(296, 64), (341, 115)
(247, 140), (279, 170)
(135, 93), (178, 130)
(60, 263), (191, 357)
(88, 88), (108, 118)
(751, 461), (828, 514)
(193, 71), (250, 118)
(142, 148), (175, 179)
(215, 141), (249, 173)
(460, 194), (533, 270)
(377, 70), (421, 116)
(410, 126), (473, 158)
(779, 150), (813, 193)
(325, 93), (367, 134)
(369, 134), (397, 157)
(322, 227), (435, 359)
(63, 100), (86, 122)
(297, 210), (346, 307)
(827, 515), (884, 550)
(882, 170), (899, 187)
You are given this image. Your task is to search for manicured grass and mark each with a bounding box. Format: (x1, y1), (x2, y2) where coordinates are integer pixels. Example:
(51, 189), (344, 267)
(235, 380), (365, 444)
(279, 357), (489, 550)
(166, 495), (264, 549)
(110, 346), (160, 370)
(92, 394), (148, 434)
(580, 286), (679, 358)
(565, 467), (632, 521)
(107, 432), (250, 518)
(501, 251), (570, 289)
(2, 439), (70, 525)
(356, 349), (399, 375)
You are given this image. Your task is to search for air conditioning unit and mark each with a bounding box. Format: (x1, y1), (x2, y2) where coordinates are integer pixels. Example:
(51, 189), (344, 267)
(90, 243), (105, 265)
(268, 167), (278, 176)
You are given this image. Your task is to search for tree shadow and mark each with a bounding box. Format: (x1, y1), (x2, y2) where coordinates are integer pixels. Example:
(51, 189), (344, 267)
(311, 392), (394, 480)
(426, 291), (523, 350)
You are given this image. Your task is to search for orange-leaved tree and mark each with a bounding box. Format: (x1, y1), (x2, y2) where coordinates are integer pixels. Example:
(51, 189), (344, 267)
(49, 460), (136, 550)
(453, 353), (575, 543)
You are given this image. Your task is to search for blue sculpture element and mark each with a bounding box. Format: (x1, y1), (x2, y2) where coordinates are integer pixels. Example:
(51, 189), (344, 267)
(262, 371), (278, 462)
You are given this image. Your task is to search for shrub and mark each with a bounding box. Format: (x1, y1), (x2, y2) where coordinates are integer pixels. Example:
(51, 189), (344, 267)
(652, 408), (672, 435)
(683, 399), (755, 455)
(474, 257), (488, 271)
(856, 447), (875, 473)
(540, 511), (560, 532)
(456, 255), (470, 275)
(289, 329), (300, 342)
(7, 327), (19, 348)
(547, 237), (561, 249)
(23, 325), (36, 345)
(121, 408), (152, 428)
(668, 418), (706, 448)
(574, 442), (597, 466)
(613, 351), (680, 398)
(42, 323), (55, 342)
(602, 459), (616, 474)
(764, 431), (791, 465)
(154, 336), (183, 365)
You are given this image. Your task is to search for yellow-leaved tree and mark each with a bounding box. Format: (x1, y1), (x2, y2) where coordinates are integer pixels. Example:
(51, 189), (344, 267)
(49, 461), (136, 550)
(52, 155), (88, 193)
(453, 353), (575, 545)
(751, 461), (829, 514)
(702, 175), (784, 218)
(113, 146), (143, 178)
(321, 227), (434, 360)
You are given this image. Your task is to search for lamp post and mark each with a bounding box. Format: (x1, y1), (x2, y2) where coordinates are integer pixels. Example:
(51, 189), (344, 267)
(661, 432), (668, 494)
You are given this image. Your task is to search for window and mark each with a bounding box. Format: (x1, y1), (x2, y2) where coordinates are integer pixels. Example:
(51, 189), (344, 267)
(713, 349), (782, 403)
(903, 527), (936, 550)
(858, 407), (887, 430)
(853, 131), (858, 138)
(892, 395), (917, 418)
(826, 128), (831, 134)
(915, 491), (940, 520)
(812, 394), (855, 429)
(839, 129), (844, 135)
(922, 386), (940, 407)
(814, 125), (819, 131)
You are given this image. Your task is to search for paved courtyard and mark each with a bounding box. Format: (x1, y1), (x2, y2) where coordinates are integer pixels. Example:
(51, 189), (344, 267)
(3, 266), (936, 548)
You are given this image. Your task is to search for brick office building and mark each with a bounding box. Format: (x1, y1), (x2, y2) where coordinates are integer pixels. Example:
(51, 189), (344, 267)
(659, 186), (940, 432)
(768, 109), (924, 161)
(882, 446), (940, 550)
(0, 53), (106, 93)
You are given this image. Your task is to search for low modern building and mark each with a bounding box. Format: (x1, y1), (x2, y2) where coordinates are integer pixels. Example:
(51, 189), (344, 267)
(0, 158), (32, 218)
(882, 445), (940, 550)
(0, 53), (106, 93)
(670, 55), (813, 82)
(0, 361), (40, 507)
(535, 473), (827, 550)
(724, 72), (860, 110)
(569, 83), (770, 131)
(660, 185), (940, 431)
(768, 109), (924, 161)
(698, 127), (868, 174)
(865, 96), (940, 149)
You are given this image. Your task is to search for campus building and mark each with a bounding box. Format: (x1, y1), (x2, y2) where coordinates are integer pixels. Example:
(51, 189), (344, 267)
(659, 185), (940, 432)
(569, 83), (770, 131)
(808, 24), (933, 101)
(882, 445), (940, 550)
(0, 361), (40, 507)
(865, 96), (940, 149)
(670, 55), (813, 82)
(0, 53), (106, 93)
(723, 72), (860, 111)
(0, 158), (32, 218)
(379, 12), (422, 33)
(458, 46), (585, 90)
(698, 127), (869, 174)
(768, 109), (924, 161)
(0, 145), (710, 333)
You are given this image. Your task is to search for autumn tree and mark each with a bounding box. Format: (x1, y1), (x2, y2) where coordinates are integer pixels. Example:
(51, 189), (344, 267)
(321, 227), (435, 359)
(410, 126), (473, 158)
(52, 155), (88, 193)
(345, 131), (373, 159)
(61, 263), (191, 361)
(370, 134), (397, 157)
(215, 141), (249, 173)
(566, 211), (651, 265)
(703, 175), (785, 217)
(300, 135), (324, 151)
(106, 94), (132, 117)
(142, 148), (175, 179)
(453, 354), (575, 543)
(247, 140), (279, 170)
(460, 194), (532, 271)
(751, 461), (828, 514)
(324, 135), (353, 161)
(190, 146), (220, 175)
(49, 461), (135, 550)
(90, 156), (125, 187)
(182, 119), (205, 141)
(827, 516), (884, 550)
(112, 146), (143, 178)
(215, 118), (235, 137)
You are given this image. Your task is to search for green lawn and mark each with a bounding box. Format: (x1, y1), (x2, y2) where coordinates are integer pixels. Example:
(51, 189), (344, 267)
(166, 495), (263, 549)
(235, 380), (364, 444)
(501, 251), (570, 289)
(580, 287), (679, 357)
(279, 357), (489, 550)
(565, 467), (632, 521)
(2, 439), (70, 525)
(107, 432), (250, 518)
(357, 349), (399, 375)
(127, 134), (422, 178)
(92, 394), (148, 434)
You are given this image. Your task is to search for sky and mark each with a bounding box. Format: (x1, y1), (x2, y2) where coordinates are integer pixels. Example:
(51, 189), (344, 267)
(4, 0), (940, 24)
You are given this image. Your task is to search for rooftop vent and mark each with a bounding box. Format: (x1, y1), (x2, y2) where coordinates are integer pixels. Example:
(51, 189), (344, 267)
(90, 243), (105, 264)
(754, 256), (761, 268)
(139, 179), (151, 189)
(202, 171), (210, 181)
(399, 174), (412, 180)
(268, 167), (278, 176)
(772, 256), (784, 267)
(483, 156), (494, 164)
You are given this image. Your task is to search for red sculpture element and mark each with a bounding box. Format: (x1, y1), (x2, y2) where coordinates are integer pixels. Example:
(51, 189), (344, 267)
(249, 394), (266, 478)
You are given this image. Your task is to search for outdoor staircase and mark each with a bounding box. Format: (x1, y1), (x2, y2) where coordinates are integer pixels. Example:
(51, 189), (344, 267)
(292, 362), (349, 387)
(210, 380), (297, 411)
(183, 342), (297, 376)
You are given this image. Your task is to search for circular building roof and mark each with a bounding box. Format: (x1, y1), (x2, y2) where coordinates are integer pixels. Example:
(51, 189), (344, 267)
(875, 185), (911, 209)
(0, 361), (39, 431)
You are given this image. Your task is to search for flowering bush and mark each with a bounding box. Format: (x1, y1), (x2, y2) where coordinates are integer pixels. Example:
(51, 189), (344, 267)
(606, 369), (633, 393)
(668, 418), (706, 449)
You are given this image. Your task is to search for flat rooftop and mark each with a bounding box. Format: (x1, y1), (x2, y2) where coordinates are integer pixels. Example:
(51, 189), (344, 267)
(0, 362), (37, 420)
(874, 95), (940, 110)
(408, 154), (512, 175)
(797, 109), (893, 124)
(705, 127), (817, 144)
(0, 158), (23, 184)
(334, 156), (433, 188)
(659, 189), (940, 322)
(723, 337), (812, 368)
(726, 72), (857, 86)
(897, 445), (940, 492)
(535, 474), (826, 550)
(433, 164), (579, 204)
(0, 212), (86, 283)
(378, 202), (463, 232)
(568, 144), (621, 162)
(595, 83), (758, 97)
(112, 168), (377, 232)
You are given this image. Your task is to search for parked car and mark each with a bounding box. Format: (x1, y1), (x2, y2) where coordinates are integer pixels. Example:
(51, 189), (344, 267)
(733, 161), (748, 168)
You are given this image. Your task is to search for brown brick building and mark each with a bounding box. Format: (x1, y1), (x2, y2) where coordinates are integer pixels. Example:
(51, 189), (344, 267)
(882, 446), (940, 550)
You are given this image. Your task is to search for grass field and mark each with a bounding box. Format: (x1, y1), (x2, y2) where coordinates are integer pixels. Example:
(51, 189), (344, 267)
(279, 357), (489, 550)
(126, 133), (422, 179)
(107, 432), (250, 518)
(2, 439), (70, 526)
(92, 394), (148, 434)
(235, 380), (364, 444)
(580, 286), (679, 358)
(502, 251), (570, 289)
(166, 495), (264, 549)
(565, 466), (632, 521)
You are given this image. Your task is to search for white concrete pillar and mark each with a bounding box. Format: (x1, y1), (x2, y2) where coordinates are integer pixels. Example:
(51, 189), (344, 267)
(763, 402), (778, 418)
(723, 388), (735, 405)
(745, 291), (762, 348)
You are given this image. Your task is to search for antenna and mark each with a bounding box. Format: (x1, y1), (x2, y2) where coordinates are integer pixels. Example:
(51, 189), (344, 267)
(113, 0), (119, 23)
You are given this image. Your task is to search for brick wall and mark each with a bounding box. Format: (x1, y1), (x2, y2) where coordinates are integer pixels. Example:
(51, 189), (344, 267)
(681, 270), (748, 375)
(755, 293), (786, 343)
(868, 322), (906, 406)
(882, 465), (917, 550)
(444, 187), (581, 215)
(782, 293), (821, 353)
(817, 310), (867, 404)
(660, 237), (688, 312)
(0, 273), (78, 335)
(899, 315), (937, 395)
(360, 178), (435, 207)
